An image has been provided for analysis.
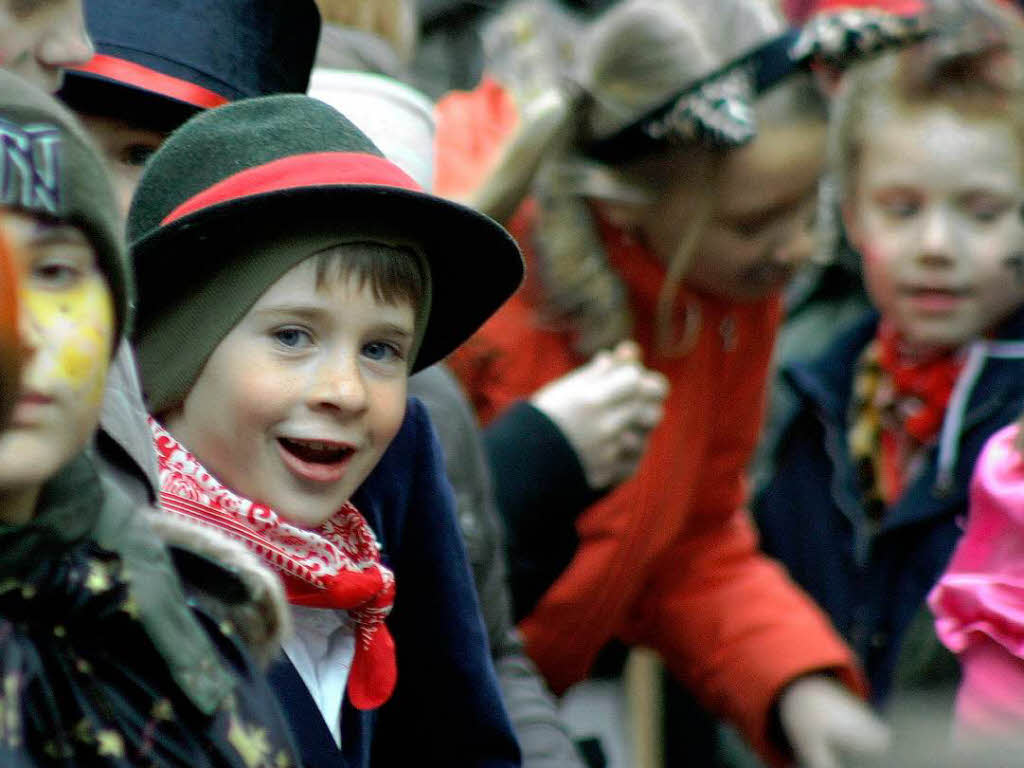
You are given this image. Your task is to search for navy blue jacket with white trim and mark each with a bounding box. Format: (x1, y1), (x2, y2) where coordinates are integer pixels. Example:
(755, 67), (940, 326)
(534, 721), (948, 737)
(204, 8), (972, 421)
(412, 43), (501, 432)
(753, 307), (1024, 703)
(269, 397), (521, 767)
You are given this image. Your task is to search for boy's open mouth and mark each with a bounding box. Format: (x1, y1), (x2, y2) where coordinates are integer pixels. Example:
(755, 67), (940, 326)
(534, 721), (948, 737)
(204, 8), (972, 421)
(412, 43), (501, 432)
(276, 438), (356, 485)
(277, 438), (354, 465)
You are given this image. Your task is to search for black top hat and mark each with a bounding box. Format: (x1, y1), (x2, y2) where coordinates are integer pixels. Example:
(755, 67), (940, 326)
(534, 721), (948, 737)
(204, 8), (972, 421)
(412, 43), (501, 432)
(58, 0), (321, 130)
(127, 94), (524, 412)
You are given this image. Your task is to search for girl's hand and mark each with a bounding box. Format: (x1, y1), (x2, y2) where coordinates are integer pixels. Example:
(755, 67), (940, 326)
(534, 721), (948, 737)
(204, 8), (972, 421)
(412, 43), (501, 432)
(530, 340), (668, 490)
(778, 675), (891, 768)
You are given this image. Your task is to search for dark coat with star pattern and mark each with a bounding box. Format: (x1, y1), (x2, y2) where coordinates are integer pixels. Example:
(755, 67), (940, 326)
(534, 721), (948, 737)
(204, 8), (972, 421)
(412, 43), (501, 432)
(0, 451), (302, 768)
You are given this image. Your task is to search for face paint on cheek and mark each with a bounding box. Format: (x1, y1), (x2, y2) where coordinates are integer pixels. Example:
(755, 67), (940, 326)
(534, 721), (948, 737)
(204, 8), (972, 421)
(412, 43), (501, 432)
(23, 277), (114, 405)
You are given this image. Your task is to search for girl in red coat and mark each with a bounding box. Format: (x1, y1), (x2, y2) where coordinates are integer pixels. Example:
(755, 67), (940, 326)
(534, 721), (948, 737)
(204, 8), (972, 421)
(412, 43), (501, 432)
(442, 0), (914, 764)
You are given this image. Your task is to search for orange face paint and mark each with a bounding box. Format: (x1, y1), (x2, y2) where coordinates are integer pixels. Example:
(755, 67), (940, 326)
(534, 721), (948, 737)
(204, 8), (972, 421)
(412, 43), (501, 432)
(0, 221), (22, 428)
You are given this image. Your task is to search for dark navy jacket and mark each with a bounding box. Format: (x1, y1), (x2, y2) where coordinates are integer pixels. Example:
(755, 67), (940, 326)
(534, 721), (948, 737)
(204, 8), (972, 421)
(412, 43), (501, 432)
(269, 398), (522, 768)
(753, 308), (1024, 704)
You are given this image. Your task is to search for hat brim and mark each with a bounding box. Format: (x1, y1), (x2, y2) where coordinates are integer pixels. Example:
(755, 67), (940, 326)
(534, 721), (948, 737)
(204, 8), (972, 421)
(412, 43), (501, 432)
(130, 185), (524, 373)
(60, 73), (202, 133)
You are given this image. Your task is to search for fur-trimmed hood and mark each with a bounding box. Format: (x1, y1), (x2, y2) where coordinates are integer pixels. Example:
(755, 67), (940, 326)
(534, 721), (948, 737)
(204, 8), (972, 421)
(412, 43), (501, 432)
(142, 509), (291, 666)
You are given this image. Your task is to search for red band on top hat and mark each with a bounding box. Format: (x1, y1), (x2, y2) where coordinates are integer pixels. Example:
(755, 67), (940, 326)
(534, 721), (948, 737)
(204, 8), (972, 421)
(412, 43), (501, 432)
(161, 152), (423, 226)
(809, 0), (926, 15)
(72, 54), (230, 109)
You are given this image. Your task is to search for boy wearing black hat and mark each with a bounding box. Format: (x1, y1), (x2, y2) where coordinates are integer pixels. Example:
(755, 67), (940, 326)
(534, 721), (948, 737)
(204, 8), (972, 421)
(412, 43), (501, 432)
(0, 69), (304, 768)
(58, 0), (321, 218)
(46, 0), (323, 521)
(129, 94), (524, 767)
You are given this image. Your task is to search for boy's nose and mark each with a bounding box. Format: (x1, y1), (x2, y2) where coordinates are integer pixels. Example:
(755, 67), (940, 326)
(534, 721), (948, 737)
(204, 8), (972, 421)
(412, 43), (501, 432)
(36, 5), (95, 74)
(918, 208), (955, 264)
(310, 354), (369, 414)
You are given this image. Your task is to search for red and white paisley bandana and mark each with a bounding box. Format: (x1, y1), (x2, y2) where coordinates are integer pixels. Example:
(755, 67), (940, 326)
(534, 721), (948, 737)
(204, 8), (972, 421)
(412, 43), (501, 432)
(149, 418), (396, 710)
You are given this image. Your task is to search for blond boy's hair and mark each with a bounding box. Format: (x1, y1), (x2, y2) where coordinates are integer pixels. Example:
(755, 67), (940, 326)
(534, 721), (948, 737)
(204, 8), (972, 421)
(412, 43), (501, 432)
(830, 0), (1024, 205)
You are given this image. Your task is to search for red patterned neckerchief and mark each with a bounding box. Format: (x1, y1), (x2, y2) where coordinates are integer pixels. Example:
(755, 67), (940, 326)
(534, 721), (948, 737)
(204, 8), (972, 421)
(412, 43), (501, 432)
(149, 419), (396, 710)
(848, 321), (966, 513)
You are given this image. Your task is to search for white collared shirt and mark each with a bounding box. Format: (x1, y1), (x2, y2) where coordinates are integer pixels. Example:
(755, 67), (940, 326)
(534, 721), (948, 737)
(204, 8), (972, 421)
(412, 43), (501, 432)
(281, 605), (356, 747)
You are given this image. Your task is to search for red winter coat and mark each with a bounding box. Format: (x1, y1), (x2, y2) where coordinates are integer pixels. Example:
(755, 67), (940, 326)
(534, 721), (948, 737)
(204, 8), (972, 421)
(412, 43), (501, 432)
(446, 194), (864, 761)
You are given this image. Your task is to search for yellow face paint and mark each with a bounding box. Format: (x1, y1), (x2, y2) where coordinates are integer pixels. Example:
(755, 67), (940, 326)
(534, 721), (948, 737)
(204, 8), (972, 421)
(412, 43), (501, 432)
(0, 211), (115, 507)
(23, 273), (114, 406)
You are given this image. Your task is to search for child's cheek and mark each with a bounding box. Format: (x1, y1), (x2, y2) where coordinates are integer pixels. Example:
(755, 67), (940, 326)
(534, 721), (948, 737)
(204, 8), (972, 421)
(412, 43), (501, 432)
(858, 240), (890, 287)
(24, 277), (114, 405)
(859, 239), (910, 323)
(860, 241), (881, 266)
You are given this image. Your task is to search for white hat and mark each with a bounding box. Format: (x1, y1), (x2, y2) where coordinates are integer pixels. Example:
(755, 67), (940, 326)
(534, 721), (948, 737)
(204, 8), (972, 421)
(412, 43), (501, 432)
(309, 69), (436, 192)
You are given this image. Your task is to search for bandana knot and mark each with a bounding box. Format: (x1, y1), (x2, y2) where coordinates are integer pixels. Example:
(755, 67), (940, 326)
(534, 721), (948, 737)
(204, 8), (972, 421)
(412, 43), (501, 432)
(149, 419), (397, 709)
(849, 321), (966, 513)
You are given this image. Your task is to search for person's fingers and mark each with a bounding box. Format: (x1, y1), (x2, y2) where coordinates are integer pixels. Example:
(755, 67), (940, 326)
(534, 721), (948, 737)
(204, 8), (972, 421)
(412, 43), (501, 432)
(619, 428), (647, 456)
(596, 391), (665, 436)
(599, 396), (655, 435)
(780, 677), (891, 768)
(586, 349), (616, 374)
(589, 361), (647, 405)
(639, 370), (669, 400)
(611, 339), (643, 364)
(631, 402), (664, 430)
(793, 739), (841, 768)
(587, 444), (628, 488)
(832, 708), (890, 755)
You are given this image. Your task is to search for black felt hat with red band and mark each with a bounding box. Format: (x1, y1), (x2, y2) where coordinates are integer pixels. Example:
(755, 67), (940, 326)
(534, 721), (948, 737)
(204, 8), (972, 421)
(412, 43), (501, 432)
(58, 0), (320, 130)
(127, 94), (524, 413)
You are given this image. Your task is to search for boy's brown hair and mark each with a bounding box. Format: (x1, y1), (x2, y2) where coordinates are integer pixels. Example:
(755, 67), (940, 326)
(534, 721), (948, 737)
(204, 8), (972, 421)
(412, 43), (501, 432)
(313, 241), (427, 312)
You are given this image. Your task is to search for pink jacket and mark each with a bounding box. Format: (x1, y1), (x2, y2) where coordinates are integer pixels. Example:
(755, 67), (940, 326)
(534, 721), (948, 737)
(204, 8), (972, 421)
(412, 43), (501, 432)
(929, 422), (1024, 733)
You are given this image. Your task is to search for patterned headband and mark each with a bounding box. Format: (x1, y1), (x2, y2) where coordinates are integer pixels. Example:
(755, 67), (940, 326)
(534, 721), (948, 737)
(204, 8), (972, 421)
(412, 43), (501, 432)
(584, 5), (929, 161)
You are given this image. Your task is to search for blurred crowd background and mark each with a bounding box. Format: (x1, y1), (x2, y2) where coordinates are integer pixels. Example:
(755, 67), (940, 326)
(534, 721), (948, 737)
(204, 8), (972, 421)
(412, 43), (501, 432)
(5, 0), (1024, 767)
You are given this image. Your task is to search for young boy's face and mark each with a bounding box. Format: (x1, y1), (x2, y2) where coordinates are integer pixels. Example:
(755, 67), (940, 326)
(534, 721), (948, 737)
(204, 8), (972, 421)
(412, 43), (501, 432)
(0, 0), (93, 92)
(847, 106), (1024, 350)
(77, 113), (167, 221)
(0, 210), (114, 493)
(165, 258), (415, 529)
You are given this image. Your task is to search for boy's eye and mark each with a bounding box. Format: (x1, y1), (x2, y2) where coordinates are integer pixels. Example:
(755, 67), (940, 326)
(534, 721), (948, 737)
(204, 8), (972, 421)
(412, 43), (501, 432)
(30, 259), (83, 289)
(962, 195), (1012, 223)
(272, 327), (314, 349)
(879, 199), (919, 219)
(872, 188), (922, 220)
(119, 143), (158, 168)
(362, 341), (405, 365)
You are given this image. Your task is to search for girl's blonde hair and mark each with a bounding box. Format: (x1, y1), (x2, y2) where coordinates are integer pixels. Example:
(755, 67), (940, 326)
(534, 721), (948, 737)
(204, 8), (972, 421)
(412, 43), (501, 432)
(521, 0), (825, 357)
(831, 0), (1024, 207)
